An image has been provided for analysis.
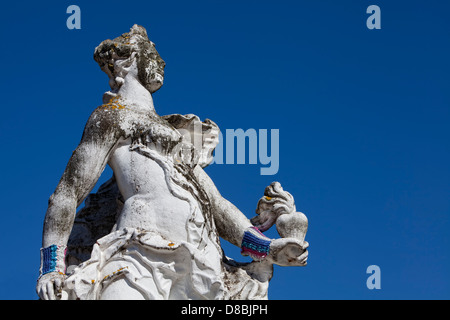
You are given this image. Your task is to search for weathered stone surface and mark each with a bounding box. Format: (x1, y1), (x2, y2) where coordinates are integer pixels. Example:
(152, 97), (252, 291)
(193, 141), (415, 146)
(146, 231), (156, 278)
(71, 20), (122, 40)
(37, 25), (309, 300)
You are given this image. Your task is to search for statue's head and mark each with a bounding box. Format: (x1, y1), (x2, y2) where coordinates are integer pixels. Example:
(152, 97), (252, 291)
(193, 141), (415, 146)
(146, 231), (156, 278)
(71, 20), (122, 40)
(94, 25), (165, 94)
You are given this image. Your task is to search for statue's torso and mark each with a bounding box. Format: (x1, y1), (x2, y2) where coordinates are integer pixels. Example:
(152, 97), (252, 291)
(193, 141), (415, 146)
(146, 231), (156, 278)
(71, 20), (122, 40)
(108, 113), (211, 246)
(64, 109), (227, 300)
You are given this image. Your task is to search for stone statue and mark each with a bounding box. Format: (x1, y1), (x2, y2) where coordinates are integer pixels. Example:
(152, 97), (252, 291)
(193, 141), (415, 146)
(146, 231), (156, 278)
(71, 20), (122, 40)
(36, 25), (309, 300)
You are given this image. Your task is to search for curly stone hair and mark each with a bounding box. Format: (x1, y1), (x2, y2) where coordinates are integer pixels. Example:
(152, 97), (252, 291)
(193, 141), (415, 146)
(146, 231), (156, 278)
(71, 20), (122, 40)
(94, 24), (165, 93)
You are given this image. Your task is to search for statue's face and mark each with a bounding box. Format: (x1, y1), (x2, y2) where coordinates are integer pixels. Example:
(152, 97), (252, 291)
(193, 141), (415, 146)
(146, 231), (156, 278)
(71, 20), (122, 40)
(136, 42), (165, 94)
(94, 25), (166, 93)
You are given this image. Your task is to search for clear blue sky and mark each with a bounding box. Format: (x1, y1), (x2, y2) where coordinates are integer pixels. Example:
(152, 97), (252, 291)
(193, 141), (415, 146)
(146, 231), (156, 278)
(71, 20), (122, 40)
(0, 0), (449, 300)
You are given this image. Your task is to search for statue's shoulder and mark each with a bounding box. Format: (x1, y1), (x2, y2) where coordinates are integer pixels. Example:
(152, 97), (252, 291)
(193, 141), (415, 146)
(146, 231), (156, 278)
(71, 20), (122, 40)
(82, 97), (135, 140)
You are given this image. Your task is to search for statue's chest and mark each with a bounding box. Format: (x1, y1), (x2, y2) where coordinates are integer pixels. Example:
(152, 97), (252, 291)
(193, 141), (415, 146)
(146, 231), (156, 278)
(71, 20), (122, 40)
(129, 119), (200, 168)
(131, 120), (182, 153)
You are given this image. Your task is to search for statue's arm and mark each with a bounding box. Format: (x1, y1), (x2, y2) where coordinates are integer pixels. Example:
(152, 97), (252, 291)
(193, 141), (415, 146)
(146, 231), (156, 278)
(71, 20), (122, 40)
(193, 166), (309, 266)
(38, 107), (122, 299)
(42, 108), (120, 247)
(192, 165), (252, 247)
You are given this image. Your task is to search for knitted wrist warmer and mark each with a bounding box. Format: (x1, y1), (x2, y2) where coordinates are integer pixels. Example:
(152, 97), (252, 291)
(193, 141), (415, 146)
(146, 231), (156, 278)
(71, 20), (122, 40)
(39, 244), (67, 277)
(241, 226), (271, 261)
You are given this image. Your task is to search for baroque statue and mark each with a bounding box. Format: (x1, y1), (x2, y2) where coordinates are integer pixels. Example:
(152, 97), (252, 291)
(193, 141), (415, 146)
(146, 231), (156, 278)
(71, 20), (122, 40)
(36, 25), (309, 300)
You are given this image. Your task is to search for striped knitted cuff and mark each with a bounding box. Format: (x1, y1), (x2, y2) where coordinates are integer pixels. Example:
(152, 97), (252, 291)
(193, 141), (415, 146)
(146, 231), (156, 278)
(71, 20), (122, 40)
(39, 244), (67, 277)
(241, 227), (272, 261)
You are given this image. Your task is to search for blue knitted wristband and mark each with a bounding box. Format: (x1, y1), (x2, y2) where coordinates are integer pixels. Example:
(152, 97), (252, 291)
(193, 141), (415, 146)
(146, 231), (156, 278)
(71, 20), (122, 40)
(241, 227), (272, 261)
(39, 244), (67, 277)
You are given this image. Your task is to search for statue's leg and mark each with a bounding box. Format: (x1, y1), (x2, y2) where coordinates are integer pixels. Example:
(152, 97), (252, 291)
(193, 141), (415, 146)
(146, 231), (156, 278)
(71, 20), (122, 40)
(100, 277), (146, 300)
(96, 255), (165, 300)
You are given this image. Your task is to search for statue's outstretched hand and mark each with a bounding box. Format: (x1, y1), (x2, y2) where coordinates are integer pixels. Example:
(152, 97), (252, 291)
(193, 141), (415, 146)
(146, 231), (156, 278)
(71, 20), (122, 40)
(268, 238), (309, 267)
(36, 272), (65, 300)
